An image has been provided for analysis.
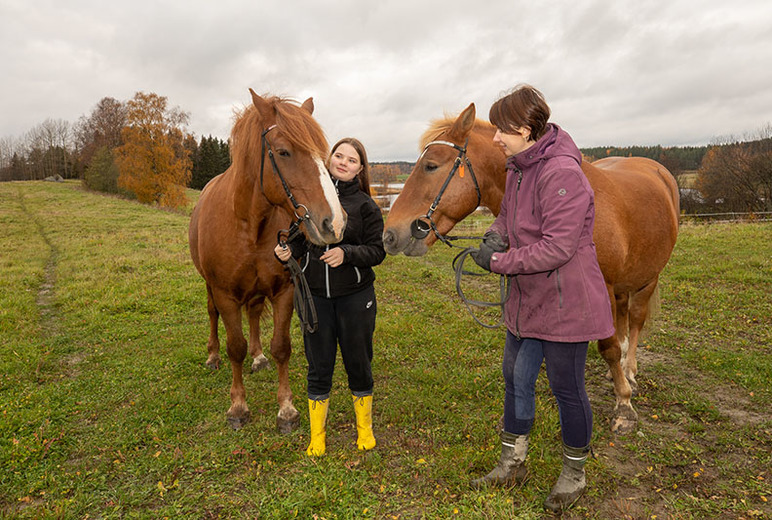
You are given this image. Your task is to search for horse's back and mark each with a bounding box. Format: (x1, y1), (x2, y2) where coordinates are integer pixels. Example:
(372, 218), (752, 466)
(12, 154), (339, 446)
(584, 157), (679, 289)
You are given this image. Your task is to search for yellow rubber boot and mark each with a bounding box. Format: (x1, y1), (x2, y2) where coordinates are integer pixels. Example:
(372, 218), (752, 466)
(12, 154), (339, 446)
(306, 398), (329, 456)
(353, 394), (376, 451)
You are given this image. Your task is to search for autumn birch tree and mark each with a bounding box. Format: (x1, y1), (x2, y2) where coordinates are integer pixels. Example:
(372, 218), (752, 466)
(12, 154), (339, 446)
(115, 92), (192, 209)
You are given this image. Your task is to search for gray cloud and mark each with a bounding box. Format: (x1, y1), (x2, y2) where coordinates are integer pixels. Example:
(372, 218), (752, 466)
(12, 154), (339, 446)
(1, 0), (771, 161)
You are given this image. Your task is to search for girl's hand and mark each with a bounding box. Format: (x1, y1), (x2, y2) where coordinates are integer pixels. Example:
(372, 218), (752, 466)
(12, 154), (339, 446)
(274, 244), (292, 262)
(320, 247), (344, 268)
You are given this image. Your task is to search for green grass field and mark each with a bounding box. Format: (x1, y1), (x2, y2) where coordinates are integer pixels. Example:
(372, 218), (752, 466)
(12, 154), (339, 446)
(1, 181), (770, 519)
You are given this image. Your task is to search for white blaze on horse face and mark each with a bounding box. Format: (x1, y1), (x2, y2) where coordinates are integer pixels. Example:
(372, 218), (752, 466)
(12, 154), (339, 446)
(316, 156), (345, 239)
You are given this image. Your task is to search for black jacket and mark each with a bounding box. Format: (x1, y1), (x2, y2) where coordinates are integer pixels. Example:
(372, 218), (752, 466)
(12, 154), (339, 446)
(289, 178), (386, 298)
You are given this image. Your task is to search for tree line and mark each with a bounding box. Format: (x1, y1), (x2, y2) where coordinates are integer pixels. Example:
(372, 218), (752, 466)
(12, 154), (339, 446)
(1, 95), (769, 214)
(0, 93), (230, 209)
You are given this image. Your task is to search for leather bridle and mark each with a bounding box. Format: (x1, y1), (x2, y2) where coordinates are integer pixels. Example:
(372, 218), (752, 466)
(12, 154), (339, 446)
(260, 124), (312, 225)
(261, 124), (319, 333)
(410, 138), (482, 247)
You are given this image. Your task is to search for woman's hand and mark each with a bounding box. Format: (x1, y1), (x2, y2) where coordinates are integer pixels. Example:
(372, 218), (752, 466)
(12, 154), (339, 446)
(274, 243), (292, 262)
(320, 247), (345, 268)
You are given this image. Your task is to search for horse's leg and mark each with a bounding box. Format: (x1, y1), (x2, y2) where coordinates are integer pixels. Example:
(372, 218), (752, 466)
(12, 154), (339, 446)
(214, 293), (251, 429)
(246, 297), (271, 372)
(597, 284), (637, 434)
(606, 292), (629, 382)
(270, 287), (300, 433)
(205, 284), (221, 370)
(623, 277), (659, 394)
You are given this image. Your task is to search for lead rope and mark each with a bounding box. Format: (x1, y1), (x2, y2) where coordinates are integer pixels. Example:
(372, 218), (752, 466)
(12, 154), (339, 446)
(278, 224), (318, 334)
(452, 247), (511, 329)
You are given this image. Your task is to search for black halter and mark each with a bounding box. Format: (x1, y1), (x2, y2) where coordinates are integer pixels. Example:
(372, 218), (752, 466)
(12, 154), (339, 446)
(260, 125), (311, 224)
(410, 138), (482, 247)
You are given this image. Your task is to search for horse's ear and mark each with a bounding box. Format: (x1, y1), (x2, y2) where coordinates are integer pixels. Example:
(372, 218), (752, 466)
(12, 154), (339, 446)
(301, 97), (314, 114)
(249, 88), (271, 116)
(450, 103), (476, 139)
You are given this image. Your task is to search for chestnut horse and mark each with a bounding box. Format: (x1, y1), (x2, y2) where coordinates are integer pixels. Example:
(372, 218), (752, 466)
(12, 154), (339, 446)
(383, 104), (679, 434)
(189, 90), (346, 431)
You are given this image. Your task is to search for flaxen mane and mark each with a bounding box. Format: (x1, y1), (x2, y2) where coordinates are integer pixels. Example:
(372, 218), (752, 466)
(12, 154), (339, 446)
(420, 116), (495, 150)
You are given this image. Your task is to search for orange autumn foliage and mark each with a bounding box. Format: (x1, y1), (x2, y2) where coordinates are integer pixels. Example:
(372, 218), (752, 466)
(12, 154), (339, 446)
(115, 92), (192, 209)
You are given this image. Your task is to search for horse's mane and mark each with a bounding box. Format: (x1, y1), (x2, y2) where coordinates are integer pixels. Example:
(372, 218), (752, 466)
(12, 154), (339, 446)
(419, 116), (495, 150)
(230, 96), (329, 172)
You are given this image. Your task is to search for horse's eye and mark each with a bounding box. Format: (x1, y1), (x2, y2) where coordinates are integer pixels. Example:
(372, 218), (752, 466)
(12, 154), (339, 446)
(277, 149), (291, 158)
(425, 162), (438, 173)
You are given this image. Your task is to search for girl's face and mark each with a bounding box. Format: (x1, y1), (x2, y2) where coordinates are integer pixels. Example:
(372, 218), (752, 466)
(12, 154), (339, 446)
(493, 127), (533, 157)
(329, 143), (362, 182)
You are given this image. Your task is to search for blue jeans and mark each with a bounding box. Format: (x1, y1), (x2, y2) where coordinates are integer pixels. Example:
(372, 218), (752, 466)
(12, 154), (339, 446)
(502, 331), (593, 448)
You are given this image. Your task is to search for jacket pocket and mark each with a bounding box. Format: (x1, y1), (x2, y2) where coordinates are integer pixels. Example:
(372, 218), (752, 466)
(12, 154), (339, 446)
(548, 268), (563, 308)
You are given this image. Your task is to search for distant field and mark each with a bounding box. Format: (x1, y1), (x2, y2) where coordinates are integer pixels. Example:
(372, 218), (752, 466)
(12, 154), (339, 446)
(678, 170), (699, 188)
(1, 181), (770, 519)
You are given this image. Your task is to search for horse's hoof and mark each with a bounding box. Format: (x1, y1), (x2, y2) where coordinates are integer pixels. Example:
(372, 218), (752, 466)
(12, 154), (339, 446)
(276, 410), (300, 434)
(611, 405), (638, 434)
(251, 354), (270, 372)
(227, 411), (251, 430)
(206, 357), (221, 370)
(627, 377), (639, 395)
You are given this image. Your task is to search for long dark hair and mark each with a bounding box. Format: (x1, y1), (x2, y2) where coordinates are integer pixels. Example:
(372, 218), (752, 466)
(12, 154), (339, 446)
(329, 137), (371, 194)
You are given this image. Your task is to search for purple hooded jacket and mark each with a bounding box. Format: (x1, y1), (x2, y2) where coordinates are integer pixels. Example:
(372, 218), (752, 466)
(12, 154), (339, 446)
(488, 123), (614, 343)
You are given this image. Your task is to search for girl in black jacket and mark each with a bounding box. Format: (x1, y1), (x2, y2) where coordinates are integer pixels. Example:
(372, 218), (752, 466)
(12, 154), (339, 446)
(274, 137), (385, 456)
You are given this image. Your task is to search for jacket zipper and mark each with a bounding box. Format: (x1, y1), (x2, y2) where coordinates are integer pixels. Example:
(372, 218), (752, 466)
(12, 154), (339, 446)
(324, 245), (331, 298)
(512, 168), (523, 339)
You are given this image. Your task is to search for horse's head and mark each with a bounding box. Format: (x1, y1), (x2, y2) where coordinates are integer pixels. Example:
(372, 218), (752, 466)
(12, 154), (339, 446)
(383, 103), (503, 256)
(231, 90), (346, 245)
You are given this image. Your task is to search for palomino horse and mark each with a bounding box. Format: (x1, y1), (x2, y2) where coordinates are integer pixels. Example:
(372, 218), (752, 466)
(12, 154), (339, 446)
(383, 104), (679, 434)
(189, 90), (346, 431)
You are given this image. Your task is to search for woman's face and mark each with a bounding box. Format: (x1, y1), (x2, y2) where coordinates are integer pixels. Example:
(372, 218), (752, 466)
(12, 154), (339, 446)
(329, 143), (362, 182)
(493, 127), (533, 157)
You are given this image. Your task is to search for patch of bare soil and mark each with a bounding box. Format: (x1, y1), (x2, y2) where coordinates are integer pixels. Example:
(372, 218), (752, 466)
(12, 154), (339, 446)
(561, 345), (772, 520)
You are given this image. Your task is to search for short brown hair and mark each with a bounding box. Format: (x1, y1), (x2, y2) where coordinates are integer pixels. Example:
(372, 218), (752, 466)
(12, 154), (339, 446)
(329, 137), (371, 194)
(489, 84), (551, 141)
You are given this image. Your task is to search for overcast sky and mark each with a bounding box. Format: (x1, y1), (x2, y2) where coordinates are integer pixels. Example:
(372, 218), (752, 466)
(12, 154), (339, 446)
(1, 0), (771, 161)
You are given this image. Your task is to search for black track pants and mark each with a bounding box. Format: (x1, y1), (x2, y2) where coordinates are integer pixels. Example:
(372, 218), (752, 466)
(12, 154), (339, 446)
(304, 285), (376, 399)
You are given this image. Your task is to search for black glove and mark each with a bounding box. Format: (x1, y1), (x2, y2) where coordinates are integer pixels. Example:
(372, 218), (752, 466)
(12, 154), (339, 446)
(482, 230), (508, 252)
(470, 242), (494, 271)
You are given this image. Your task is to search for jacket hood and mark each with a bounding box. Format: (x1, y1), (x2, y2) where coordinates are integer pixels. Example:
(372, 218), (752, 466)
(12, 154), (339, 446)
(507, 123), (582, 171)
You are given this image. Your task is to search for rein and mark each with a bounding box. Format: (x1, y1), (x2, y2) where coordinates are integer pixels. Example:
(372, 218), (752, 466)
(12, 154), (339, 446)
(261, 124), (318, 333)
(277, 223), (318, 334)
(452, 247), (511, 329)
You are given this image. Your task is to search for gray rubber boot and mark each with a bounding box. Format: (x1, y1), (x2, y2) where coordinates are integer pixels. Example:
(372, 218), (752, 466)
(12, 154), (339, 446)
(543, 443), (590, 511)
(470, 431), (528, 488)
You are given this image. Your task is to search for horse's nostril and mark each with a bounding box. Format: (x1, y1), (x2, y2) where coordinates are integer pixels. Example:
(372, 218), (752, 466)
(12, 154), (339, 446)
(322, 218), (334, 235)
(382, 229), (395, 246)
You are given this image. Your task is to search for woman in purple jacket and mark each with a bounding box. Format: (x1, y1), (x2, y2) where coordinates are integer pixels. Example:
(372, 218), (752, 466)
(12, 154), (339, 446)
(470, 84), (614, 511)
